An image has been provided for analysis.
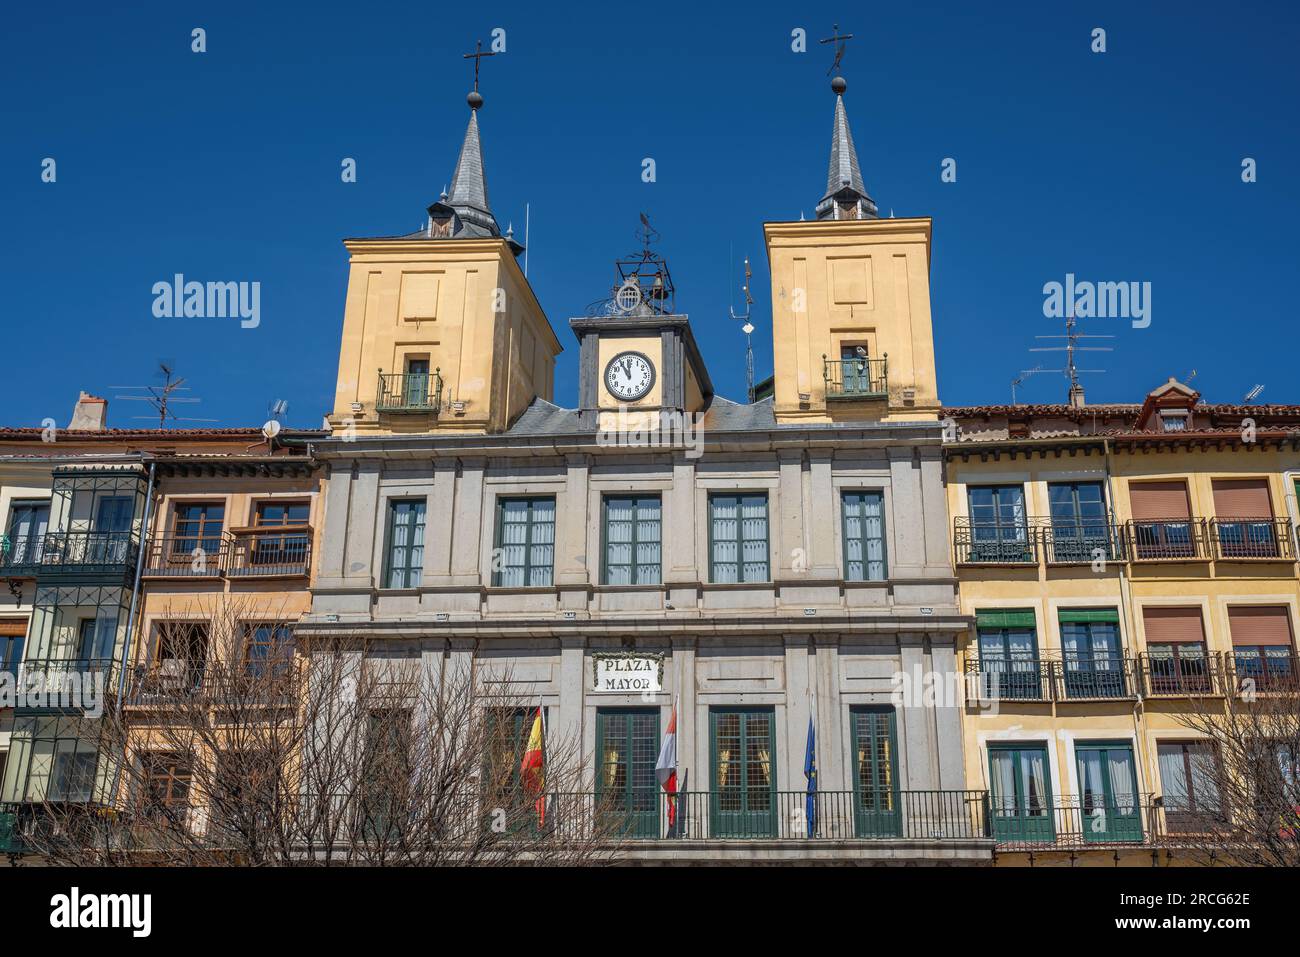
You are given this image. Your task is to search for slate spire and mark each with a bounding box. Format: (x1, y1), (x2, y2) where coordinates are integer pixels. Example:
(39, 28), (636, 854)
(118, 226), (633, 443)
(814, 77), (878, 221)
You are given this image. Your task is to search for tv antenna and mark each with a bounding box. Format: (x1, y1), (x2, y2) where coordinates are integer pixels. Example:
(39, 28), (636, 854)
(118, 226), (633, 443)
(112, 361), (216, 428)
(1011, 366), (1043, 406)
(1029, 315), (1113, 403)
(1243, 384), (1265, 404)
(729, 253), (756, 402)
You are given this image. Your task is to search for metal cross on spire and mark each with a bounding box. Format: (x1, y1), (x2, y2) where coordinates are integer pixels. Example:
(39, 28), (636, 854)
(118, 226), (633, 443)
(820, 23), (854, 76)
(463, 39), (496, 92)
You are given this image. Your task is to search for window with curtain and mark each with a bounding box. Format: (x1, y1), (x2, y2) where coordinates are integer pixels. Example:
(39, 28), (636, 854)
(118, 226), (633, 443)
(976, 610), (1041, 699)
(1060, 612), (1125, 698)
(385, 499), (426, 588)
(710, 708), (775, 836)
(1074, 742), (1142, 841)
(842, 491), (886, 581)
(1047, 481), (1111, 560)
(966, 485), (1029, 562)
(5, 500), (49, 564)
(603, 496), (661, 585)
(494, 497), (556, 587)
(987, 744), (1052, 843)
(710, 494), (769, 583)
(595, 709), (659, 837)
(1157, 741), (1222, 832)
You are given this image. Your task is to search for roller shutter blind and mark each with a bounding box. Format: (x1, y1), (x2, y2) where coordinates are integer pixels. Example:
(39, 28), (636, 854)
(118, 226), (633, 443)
(1227, 606), (1294, 647)
(1211, 480), (1272, 519)
(1142, 607), (1205, 644)
(1129, 482), (1191, 520)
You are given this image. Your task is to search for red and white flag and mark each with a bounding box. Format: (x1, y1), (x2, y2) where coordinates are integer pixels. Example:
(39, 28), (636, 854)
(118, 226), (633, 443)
(656, 703), (678, 826)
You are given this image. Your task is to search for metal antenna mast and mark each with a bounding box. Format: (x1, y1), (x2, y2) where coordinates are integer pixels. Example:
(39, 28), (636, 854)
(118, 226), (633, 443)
(730, 256), (756, 402)
(1029, 315), (1113, 405)
(112, 361), (216, 428)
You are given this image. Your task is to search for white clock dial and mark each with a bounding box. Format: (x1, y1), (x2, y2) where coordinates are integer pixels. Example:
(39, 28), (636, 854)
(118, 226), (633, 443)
(603, 351), (656, 401)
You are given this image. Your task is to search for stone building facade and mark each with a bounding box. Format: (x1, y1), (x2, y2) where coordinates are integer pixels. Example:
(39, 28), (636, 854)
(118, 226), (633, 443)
(299, 72), (987, 861)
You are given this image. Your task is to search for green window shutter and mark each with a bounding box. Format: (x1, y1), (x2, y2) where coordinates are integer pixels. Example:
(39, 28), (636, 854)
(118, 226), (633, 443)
(976, 609), (1037, 629)
(1058, 608), (1120, 624)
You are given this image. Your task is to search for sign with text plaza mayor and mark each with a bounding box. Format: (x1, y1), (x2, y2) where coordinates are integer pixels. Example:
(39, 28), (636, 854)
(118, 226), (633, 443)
(591, 653), (664, 693)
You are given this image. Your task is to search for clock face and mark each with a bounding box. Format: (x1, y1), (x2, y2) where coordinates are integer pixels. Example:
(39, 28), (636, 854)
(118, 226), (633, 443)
(603, 351), (656, 401)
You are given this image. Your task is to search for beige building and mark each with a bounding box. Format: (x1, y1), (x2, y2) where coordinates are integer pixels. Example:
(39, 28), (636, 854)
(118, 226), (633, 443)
(299, 75), (987, 862)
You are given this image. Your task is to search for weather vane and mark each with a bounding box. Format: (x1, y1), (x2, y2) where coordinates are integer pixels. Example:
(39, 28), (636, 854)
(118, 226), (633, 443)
(463, 39), (497, 108)
(820, 23), (854, 76)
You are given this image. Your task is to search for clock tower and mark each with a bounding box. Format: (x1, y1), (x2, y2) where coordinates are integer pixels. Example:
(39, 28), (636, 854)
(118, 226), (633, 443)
(572, 221), (713, 431)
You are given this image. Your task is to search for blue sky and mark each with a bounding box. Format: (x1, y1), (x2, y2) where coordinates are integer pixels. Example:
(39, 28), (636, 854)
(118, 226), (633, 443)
(3, 1), (1297, 429)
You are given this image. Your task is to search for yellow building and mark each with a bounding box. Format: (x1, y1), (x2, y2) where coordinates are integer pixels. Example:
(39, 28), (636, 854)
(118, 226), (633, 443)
(326, 98), (561, 438)
(946, 379), (1300, 865)
(762, 95), (941, 425)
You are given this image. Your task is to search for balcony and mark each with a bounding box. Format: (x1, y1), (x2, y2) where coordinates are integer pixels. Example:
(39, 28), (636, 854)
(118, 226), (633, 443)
(126, 663), (298, 708)
(541, 789), (990, 845)
(1209, 517), (1296, 561)
(141, 535), (227, 579)
(12, 657), (119, 711)
(990, 794), (1157, 849)
(953, 519), (1037, 565)
(1126, 518), (1211, 561)
(965, 657), (1054, 702)
(1056, 656), (1138, 700)
(23, 531), (139, 579)
(822, 354), (888, 401)
(0, 535), (47, 578)
(1138, 651), (1224, 697)
(1042, 523), (1127, 564)
(376, 369), (443, 413)
(226, 530), (311, 579)
(1226, 651), (1299, 695)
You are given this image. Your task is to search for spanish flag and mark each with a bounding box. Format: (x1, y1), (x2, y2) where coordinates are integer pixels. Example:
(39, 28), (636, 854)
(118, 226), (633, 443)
(520, 706), (546, 825)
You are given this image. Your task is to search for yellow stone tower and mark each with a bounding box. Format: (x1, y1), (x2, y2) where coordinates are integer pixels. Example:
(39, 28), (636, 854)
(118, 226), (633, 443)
(327, 78), (561, 436)
(763, 72), (940, 424)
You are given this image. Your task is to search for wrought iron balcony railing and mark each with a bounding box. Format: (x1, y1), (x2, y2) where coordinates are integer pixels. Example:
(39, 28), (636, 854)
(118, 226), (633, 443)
(523, 789), (989, 842)
(1138, 651), (1224, 697)
(21, 531), (139, 573)
(0, 535), (47, 576)
(125, 663), (299, 707)
(1126, 518), (1211, 561)
(376, 368), (443, 413)
(964, 657), (1054, 702)
(1042, 523), (1127, 564)
(1209, 517), (1296, 561)
(822, 354), (888, 400)
(952, 519), (1037, 565)
(11, 657), (119, 710)
(225, 530), (311, 578)
(990, 794), (1157, 849)
(1225, 651), (1300, 695)
(141, 535), (227, 578)
(1055, 655), (1139, 700)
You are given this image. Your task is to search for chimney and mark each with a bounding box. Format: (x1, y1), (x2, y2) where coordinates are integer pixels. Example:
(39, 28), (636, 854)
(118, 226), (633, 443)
(68, 391), (108, 431)
(1068, 383), (1086, 409)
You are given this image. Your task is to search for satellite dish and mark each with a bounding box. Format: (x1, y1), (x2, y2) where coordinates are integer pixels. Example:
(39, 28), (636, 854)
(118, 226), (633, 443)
(262, 419), (282, 440)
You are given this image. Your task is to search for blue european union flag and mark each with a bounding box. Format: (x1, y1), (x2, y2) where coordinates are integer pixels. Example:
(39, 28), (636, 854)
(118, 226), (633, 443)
(804, 714), (817, 836)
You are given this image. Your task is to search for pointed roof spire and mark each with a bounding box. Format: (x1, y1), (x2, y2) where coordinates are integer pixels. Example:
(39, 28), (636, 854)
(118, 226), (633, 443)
(423, 39), (519, 248)
(439, 108), (499, 237)
(815, 81), (878, 221)
(813, 25), (878, 222)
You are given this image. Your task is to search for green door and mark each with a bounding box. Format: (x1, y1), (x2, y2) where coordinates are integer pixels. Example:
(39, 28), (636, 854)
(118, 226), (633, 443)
(595, 708), (660, 838)
(851, 707), (901, 837)
(988, 745), (1055, 843)
(1076, 742), (1143, 843)
(710, 708), (776, 838)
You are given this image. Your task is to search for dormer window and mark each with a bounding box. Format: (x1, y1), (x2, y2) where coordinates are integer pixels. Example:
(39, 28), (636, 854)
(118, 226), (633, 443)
(1159, 411), (1189, 432)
